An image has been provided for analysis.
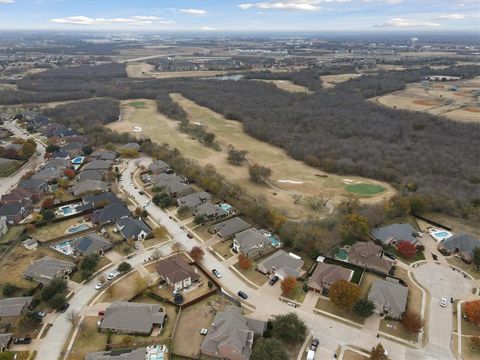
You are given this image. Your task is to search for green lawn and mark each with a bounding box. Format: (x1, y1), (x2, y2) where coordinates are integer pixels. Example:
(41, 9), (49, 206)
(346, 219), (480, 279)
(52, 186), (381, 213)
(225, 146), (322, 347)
(283, 283), (307, 304)
(0, 225), (25, 244)
(127, 101), (146, 109)
(0, 159), (21, 177)
(346, 183), (386, 195)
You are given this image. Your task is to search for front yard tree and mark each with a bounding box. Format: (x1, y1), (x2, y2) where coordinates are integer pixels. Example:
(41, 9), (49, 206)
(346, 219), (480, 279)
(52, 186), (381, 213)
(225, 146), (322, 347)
(238, 254), (252, 270)
(193, 214), (206, 225)
(353, 299), (375, 318)
(154, 226), (168, 239)
(66, 310), (80, 326)
(370, 343), (389, 360)
(271, 312), (307, 344)
(41, 197), (55, 209)
(248, 163), (272, 184)
(189, 246), (205, 262)
(2, 283), (17, 296)
(252, 338), (289, 360)
(42, 209), (55, 222)
(49, 293), (67, 310)
(280, 276), (297, 297)
(21, 311), (42, 326)
(397, 240), (417, 259)
(152, 192), (172, 209)
(41, 278), (67, 301)
(401, 311), (424, 333)
(45, 144), (59, 153)
(117, 262), (132, 273)
(464, 300), (480, 326)
(82, 145), (92, 155)
(329, 280), (361, 310)
(177, 205), (190, 216)
(80, 253), (100, 279)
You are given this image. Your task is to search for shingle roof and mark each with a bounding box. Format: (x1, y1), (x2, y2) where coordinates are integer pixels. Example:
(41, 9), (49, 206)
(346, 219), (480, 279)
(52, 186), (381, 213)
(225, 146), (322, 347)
(23, 256), (74, 284)
(308, 263), (353, 292)
(100, 302), (166, 334)
(349, 242), (392, 274)
(44, 158), (70, 170)
(72, 180), (108, 196)
(91, 150), (118, 161)
(32, 167), (62, 181)
(19, 178), (47, 190)
(148, 160), (170, 173)
(156, 255), (199, 284)
(0, 333), (12, 350)
(85, 348), (146, 360)
(116, 217), (152, 239)
(82, 160), (112, 171)
(194, 203), (227, 218)
(72, 234), (112, 255)
(234, 228), (270, 256)
(0, 297), (33, 317)
(0, 203), (24, 217)
(92, 203), (130, 225)
(78, 170), (104, 182)
(440, 234), (479, 257)
(258, 250), (304, 278)
(213, 217), (252, 238)
(368, 279), (408, 319)
(371, 223), (418, 244)
(177, 191), (211, 208)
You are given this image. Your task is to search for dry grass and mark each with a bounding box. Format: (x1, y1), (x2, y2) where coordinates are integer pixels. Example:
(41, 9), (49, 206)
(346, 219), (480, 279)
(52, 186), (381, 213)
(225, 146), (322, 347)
(343, 350), (369, 360)
(126, 62), (235, 79)
(233, 262), (268, 287)
(29, 218), (89, 242)
(447, 257), (480, 280)
(70, 256), (112, 283)
(315, 297), (365, 325)
(321, 73), (362, 88)
(394, 268), (423, 313)
(108, 97), (394, 220)
(260, 80), (310, 93)
(211, 240), (234, 260)
(96, 271), (146, 303)
(66, 316), (108, 360)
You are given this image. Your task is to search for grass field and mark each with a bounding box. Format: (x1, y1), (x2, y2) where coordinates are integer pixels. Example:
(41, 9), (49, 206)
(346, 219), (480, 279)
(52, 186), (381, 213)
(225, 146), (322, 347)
(66, 316), (107, 360)
(346, 183), (386, 195)
(0, 158), (21, 177)
(29, 218), (89, 242)
(320, 73), (362, 88)
(108, 97), (394, 220)
(126, 101), (146, 109)
(260, 79), (310, 93)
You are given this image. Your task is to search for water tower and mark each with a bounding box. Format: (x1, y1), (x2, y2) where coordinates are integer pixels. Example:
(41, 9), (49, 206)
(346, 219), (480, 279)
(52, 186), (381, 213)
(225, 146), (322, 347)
(410, 37), (418, 49)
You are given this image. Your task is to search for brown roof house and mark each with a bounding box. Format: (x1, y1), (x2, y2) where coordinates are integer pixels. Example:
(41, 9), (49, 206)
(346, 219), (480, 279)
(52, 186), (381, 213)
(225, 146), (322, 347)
(348, 242), (392, 274)
(201, 306), (266, 360)
(308, 262), (354, 295)
(157, 255), (200, 292)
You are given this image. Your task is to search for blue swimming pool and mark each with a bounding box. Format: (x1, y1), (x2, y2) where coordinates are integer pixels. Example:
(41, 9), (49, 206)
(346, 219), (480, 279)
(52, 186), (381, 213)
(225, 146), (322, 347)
(269, 235), (281, 247)
(219, 203), (233, 212)
(71, 156), (85, 164)
(67, 224), (89, 233)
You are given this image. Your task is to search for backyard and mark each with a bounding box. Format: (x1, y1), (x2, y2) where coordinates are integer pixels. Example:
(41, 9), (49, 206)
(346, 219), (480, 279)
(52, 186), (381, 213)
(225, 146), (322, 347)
(29, 218), (90, 242)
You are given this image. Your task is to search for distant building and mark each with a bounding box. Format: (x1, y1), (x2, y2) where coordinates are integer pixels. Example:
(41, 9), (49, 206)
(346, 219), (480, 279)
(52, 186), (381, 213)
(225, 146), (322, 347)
(176, 191), (211, 209)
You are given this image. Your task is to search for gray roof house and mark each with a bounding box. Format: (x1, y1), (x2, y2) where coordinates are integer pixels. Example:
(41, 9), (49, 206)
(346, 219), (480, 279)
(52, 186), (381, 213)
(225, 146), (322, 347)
(152, 173), (193, 198)
(85, 348), (146, 360)
(121, 143), (140, 151)
(371, 223), (419, 245)
(368, 279), (408, 319)
(0, 333), (13, 352)
(193, 203), (228, 221)
(91, 150), (118, 161)
(72, 234), (112, 256)
(32, 167), (62, 182)
(438, 234), (480, 263)
(91, 203), (130, 225)
(82, 160), (112, 171)
(177, 191), (211, 208)
(44, 158), (70, 170)
(78, 170), (104, 182)
(0, 297), (33, 318)
(257, 250), (304, 279)
(201, 306), (266, 360)
(23, 256), (75, 284)
(148, 160), (171, 174)
(233, 228), (271, 259)
(116, 217), (152, 241)
(99, 302), (166, 334)
(82, 192), (122, 208)
(212, 217), (252, 240)
(72, 180), (109, 196)
(308, 263), (353, 294)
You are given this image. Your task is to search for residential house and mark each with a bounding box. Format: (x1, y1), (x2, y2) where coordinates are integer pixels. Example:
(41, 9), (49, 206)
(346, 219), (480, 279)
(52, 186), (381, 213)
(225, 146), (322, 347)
(177, 191), (211, 209)
(90, 203), (130, 225)
(82, 160), (112, 172)
(0, 216), (7, 237)
(438, 234), (480, 264)
(6, 143), (22, 153)
(0, 297), (33, 323)
(116, 217), (152, 241)
(22, 111), (49, 129)
(257, 250), (304, 279)
(1, 188), (33, 207)
(99, 302), (166, 335)
(64, 135), (89, 145)
(157, 255), (200, 291)
(72, 180), (109, 196)
(212, 217), (252, 240)
(121, 143), (140, 151)
(151, 173), (193, 198)
(78, 170), (104, 182)
(44, 158), (70, 170)
(32, 167), (62, 182)
(148, 160), (171, 175)
(0, 334), (13, 353)
(0, 203), (29, 224)
(308, 262), (353, 294)
(371, 223), (419, 246)
(233, 228), (271, 259)
(201, 306), (266, 360)
(23, 256), (75, 284)
(49, 150), (70, 160)
(71, 234), (112, 256)
(85, 348), (147, 360)
(82, 192), (122, 208)
(91, 150), (118, 161)
(40, 122), (76, 138)
(348, 242), (393, 274)
(18, 178), (48, 202)
(60, 142), (83, 157)
(368, 279), (408, 319)
(193, 203), (228, 222)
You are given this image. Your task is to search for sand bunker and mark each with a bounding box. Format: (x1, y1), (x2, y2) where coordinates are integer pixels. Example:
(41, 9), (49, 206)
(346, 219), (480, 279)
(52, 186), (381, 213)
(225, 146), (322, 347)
(277, 179), (304, 184)
(132, 126), (143, 132)
(413, 100), (440, 106)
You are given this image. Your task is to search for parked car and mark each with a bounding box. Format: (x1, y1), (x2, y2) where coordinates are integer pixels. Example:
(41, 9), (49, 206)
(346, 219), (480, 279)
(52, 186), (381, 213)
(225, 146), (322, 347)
(134, 243), (140, 250)
(143, 200), (150, 207)
(187, 233), (193, 239)
(384, 252), (396, 260)
(107, 270), (120, 281)
(37, 311), (46, 317)
(95, 282), (105, 290)
(432, 253), (438, 261)
(238, 291), (248, 300)
(212, 269), (221, 278)
(139, 190), (144, 195)
(59, 303), (70, 313)
(269, 275), (279, 286)
(14, 337), (32, 345)
(199, 328), (208, 335)
(440, 298), (448, 307)
(98, 311), (105, 316)
(306, 349), (315, 360)
(310, 338), (319, 351)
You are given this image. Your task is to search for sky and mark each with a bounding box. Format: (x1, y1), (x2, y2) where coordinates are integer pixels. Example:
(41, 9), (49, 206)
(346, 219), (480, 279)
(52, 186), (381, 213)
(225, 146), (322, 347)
(0, 0), (478, 32)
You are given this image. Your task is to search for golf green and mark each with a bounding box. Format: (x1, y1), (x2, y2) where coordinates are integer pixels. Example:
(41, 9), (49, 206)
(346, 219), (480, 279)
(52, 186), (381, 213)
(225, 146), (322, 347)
(346, 183), (386, 195)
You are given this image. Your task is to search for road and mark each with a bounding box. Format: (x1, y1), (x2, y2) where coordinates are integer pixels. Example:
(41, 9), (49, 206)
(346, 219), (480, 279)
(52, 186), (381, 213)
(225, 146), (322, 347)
(0, 121), (46, 197)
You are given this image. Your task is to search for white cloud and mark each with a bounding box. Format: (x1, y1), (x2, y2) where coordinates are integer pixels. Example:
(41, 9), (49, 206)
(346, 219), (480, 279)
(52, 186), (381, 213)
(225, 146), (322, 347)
(238, 1), (347, 11)
(375, 18), (440, 27)
(50, 15), (174, 26)
(385, 0), (402, 3)
(201, 26), (216, 31)
(180, 8), (206, 15)
(434, 14), (467, 20)
(0, 0), (15, 3)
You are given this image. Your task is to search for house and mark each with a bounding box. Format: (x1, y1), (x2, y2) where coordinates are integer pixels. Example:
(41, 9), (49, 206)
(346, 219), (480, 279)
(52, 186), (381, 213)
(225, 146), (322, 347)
(371, 223), (419, 246)
(49, 150), (70, 160)
(193, 203), (228, 222)
(0, 216), (7, 237)
(201, 306), (266, 360)
(148, 160), (171, 174)
(6, 143), (22, 153)
(348, 242), (393, 274)
(72, 234), (112, 256)
(0, 203), (29, 224)
(257, 250), (304, 279)
(177, 191), (211, 209)
(0, 297), (33, 321)
(44, 158), (70, 170)
(121, 143), (140, 151)
(32, 167), (62, 182)
(82, 192), (122, 208)
(18, 178), (48, 202)
(64, 135), (89, 145)
(22, 238), (38, 250)
(85, 348), (147, 360)
(1, 188), (33, 207)
(157, 255), (200, 291)
(212, 217), (252, 240)
(22, 111), (49, 129)
(233, 228), (271, 259)
(82, 160), (112, 172)
(0, 333), (13, 353)
(99, 302), (166, 335)
(90, 203), (130, 225)
(23, 256), (75, 284)
(116, 217), (152, 241)
(60, 142), (83, 157)
(72, 180), (109, 196)
(78, 170), (104, 182)
(151, 173), (184, 187)
(308, 262), (353, 294)
(91, 150), (118, 161)
(368, 279), (408, 319)
(40, 122), (76, 138)
(151, 174), (193, 198)
(438, 234), (480, 264)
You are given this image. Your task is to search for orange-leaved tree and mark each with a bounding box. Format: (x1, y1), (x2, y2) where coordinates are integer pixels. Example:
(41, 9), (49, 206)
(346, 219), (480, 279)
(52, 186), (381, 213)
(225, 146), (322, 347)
(238, 254), (252, 270)
(280, 276), (297, 297)
(328, 279), (360, 310)
(464, 300), (480, 326)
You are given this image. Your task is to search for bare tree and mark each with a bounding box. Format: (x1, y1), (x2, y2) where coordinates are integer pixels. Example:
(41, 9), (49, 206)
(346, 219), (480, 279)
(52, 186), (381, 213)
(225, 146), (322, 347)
(151, 248), (162, 260)
(66, 310), (80, 326)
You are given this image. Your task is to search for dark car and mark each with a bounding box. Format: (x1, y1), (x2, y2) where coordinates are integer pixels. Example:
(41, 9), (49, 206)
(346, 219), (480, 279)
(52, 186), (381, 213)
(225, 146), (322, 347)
(14, 337), (32, 345)
(310, 338), (320, 351)
(138, 190), (145, 195)
(98, 311), (105, 316)
(238, 291), (248, 300)
(269, 275), (279, 286)
(432, 253), (438, 261)
(59, 303), (70, 313)
(384, 252), (396, 260)
(187, 233), (193, 239)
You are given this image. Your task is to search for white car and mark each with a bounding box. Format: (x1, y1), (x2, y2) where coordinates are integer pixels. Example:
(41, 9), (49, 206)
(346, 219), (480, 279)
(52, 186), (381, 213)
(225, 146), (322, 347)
(200, 328), (208, 335)
(107, 270), (120, 281)
(95, 282), (105, 290)
(143, 200), (150, 207)
(440, 298), (448, 307)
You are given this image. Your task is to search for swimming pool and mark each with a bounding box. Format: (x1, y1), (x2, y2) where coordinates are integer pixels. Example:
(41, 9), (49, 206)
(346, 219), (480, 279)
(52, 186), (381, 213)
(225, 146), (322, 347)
(219, 203), (233, 212)
(269, 235), (282, 247)
(67, 223), (89, 234)
(52, 240), (74, 255)
(429, 228), (453, 242)
(58, 203), (81, 217)
(71, 156), (85, 165)
(335, 248), (349, 261)
(146, 345), (167, 360)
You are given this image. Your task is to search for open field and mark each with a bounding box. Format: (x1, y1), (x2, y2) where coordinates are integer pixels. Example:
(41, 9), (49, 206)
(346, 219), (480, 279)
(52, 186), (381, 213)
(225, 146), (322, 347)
(373, 77), (480, 123)
(320, 73), (362, 88)
(96, 270), (146, 303)
(126, 62), (235, 79)
(0, 225), (24, 245)
(260, 79), (310, 93)
(108, 97), (394, 220)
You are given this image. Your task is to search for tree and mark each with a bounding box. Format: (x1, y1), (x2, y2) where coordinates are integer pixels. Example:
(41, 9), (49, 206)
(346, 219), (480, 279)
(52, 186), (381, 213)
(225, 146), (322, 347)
(25, 223), (36, 233)
(79, 253), (100, 279)
(152, 192), (172, 209)
(401, 311), (424, 333)
(248, 164), (272, 184)
(21, 141), (36, 159)
(45, 144), (59, 153)
(66, 310), (80, 326)
(121, 148), (139, 158)
(207, 280), (213, 289)
(280, 276), (297, 297)
(177, 205), (190, 216)
(41, 197), (55, 209)
(48, 293), (67, 310)
(227, 146), (248, 165)
(2, 283), (17, 296)
(193, 214), (206, 225)
(464, 300), (480, 326)
(397, 240), (417, 259)
(271, 312), (307, 344)
(238, 254), (252, 270)
(251, 338), (289, 360)
(370, 343), (389, 360)
(151, 249), (162, 261)
(63, 169), (75, 178)
(189, 246), (205, 262)
(21, 311), (43, 326)
(154, 226), (168, 239)
(117, 262), (132, 273)
(329, 280), (361, 310)
(82, 145), (93, 155)
(353, 299), (375, 318)
(41, 278), (67, 301)
(340, 213), (369, 241)
(473, 247), (480, 270)
(134, 207), (142, 217)
(42, 209), (55, 221)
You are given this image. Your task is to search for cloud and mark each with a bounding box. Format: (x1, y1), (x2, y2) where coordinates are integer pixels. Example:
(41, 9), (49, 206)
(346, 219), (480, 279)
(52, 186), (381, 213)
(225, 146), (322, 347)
(0, 0), (15, 3)
(238, 1), (340, 11)
(50, 15), (174, 26)
(375, 18), (440, 27)
(434, 14), (467, 20)
(180, 8), (206, 15)
(201, 26), (216, 31)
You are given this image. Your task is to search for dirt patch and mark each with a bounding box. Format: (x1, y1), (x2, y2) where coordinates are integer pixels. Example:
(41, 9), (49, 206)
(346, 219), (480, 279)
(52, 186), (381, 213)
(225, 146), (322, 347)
(260, 80), (310, 93)
(413, 99), (441, 106)
(464, 107), (480, 113)
(321, 73), (362, 88)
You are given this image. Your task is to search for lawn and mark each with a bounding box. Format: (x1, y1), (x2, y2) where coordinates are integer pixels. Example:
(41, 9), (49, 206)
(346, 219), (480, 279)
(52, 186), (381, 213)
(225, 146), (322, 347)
(29, 218), (89, 242)
(282, 283), (307, 304)
(233, 262), (268, 287)
(189, 224), (213, 242)
(393, 268), (423, 315)
(0, 225), (25, 244)
(379, 319), (417, 343)
(113, 240), (135, 255)
(343, 350), (369, 360)
(385, 245), (426, 265)
(127, 101), (146, 109)
(70, 256), (112, 283)
(142, 235), (169, 249)
(345, 183), (386, 195)
(0, 352), (33, 360)
(211, 240), (234, 260)
(96, 271), (146, 303)
(315, 297), (365, 325)
(0, 158), (21, 177)
(66, 316), (108, 360)
(447, 257), (480, 280)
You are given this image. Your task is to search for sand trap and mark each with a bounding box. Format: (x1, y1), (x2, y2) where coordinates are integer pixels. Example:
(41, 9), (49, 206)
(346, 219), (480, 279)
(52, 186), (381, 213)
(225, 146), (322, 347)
(413, 99), (440, 106)
(343, 179), (353, 184)
(132, 126), (143, 132)
(278, 179), (304, 184)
